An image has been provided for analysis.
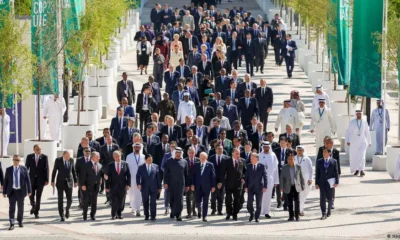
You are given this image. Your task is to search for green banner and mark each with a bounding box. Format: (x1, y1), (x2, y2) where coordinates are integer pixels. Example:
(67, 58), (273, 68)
(336, 0), (350, 86)
(0, 0), (10, 11)
(349, 0), (383, 98)
(31, 0), (59, 95)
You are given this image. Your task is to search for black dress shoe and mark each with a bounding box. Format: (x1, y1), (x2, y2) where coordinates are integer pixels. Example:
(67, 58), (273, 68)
(83, 217), (87, 221)
(255, 218), (259, 223)
(170, 214), (174, 219)
(233, 215), (238, 221)
(111, 216), (116, 220)
(360, 171), (365, 177)
(249, 214), (254, 222)
(18, 222), (23, 228)
(35, 214), (39, 219)
(321, 215), (327, 220)
(288, 217), (294, 221)
(60, 217), (65, 222)
(186, 215), (192, 219)
(99, 191), (104, 195)
(331, 204), (335, 209)
(117, 216), (123, 219)
(211, 210), (216, 215)
(150, 217), (156, 221)
(145, 216), (149, 221)
(176, 217), (182, 221)
(218, 211), (223, 216)
(283, 207), (288, 211)
(265, 214), (271, 219)
(65, 211), (70, 219)
(30, 208), (34, 215)
(296, 218), (299, 221)
(104, 200), (110, 204)
(226, 215), (231, 220)
(354, 170), (359, 176)
(202, 218), (207, 222)
(261, 71), (264, 74)
(327, 212), (331, 217)
(193, 211), (197, 216)
(197, 210), (201, 219)
(9, 225), (14, 230)
(277, 204), (281, 208)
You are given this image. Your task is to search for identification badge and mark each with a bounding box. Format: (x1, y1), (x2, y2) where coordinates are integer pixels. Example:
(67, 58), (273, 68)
(357, 131), (361, 136)
(317, 119), (321, 123)
(142, 48), (146, 51)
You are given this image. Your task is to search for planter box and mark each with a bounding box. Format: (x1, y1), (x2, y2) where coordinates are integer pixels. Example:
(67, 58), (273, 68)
(108, 51), (121, 66)
(73, 96), (103, 119)
(62, 124), (94, 157)
(104, 59), (118, 79)
(98, 67), (113, 77)
(23, 139), (57, 165)
(328, 90), (347, 102)
(303, 56), (314, 74)
(68, 110), (99, 134)
(308, 71), (330, 88)
(372, 155), (386, 171)
(331, 102), (356, 118)
(298, 48), (313, 66)
(386, 145), (400, 179)
(88, 86), (112, 107)
(307, 63), (323, 76)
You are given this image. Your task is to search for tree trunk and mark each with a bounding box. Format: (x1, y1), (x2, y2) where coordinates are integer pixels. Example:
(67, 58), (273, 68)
(37, 78), (41, 141)
(1, 99), (5, 157)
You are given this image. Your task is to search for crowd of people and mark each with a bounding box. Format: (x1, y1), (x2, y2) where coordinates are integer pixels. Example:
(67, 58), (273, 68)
(0, 0), (398, 232)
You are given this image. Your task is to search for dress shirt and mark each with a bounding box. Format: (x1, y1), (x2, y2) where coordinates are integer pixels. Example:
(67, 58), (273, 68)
(289, 165), (295, 185)
(13, 166), (21, 189)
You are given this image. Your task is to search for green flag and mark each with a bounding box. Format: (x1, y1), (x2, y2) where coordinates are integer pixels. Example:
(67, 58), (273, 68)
(0, 0), (10, 12)
(337, 0), (350, 86)
(31, 0), (59, 95)
(0, 0), (13, 107)
(349, 0), (383, 98)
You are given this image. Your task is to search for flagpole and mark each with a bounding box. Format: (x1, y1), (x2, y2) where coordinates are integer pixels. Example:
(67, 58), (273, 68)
(382, 0), (388, 155)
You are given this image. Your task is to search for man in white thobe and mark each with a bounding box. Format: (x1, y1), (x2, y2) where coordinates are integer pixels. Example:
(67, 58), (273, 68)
(39, 95), (51, 139)
(126, 143), (145, 216)
(311, 85), (331, 110)
(274, 100), (299, 134)
(346, 110), (371, 177)
(258, 141), (279, 218)
(0, 108), (10, 156)
(370, 100), (390, 155)
(295, 146), (313, 216)
(310, 99), (336, 154)
(43, 94), (66, 142)
(177, 92), (196, 124)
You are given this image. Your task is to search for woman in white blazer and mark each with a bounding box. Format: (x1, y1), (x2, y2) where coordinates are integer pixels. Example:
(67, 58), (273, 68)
(137, 36), (152, 75)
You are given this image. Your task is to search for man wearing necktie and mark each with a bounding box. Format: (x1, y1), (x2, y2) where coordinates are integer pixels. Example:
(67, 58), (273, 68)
(80, 152), (103, 221)
(272, 25), (286, 66)
(51, 151), (78, 222)
(255, 32), (268, 74)
(3, 155), (32, 230)
(209, 144), (227, 215)
(244, 33), (255, 76)
(315, 148), (339, 220)
(99, 136), (119, 202)
(228, 31), (240, 70)
(136, 154), (161, 221)
(282, 34), (297, 78)
(75, 147), (92, 209)
(184, 147), (200, 218)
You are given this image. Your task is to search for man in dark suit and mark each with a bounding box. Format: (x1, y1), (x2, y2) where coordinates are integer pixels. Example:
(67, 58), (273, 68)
(117, 72), (136, 105)
(273, 137), (295, 210)
(197, 54), (213, 77)
(179, 128), (193, 149)
(85, 130), (101, 152)
(222, 96), (239, 127)
(262, 21), (272, 54)
(99, 136), (120, 200)
(180, 117), (195, 138)
(281, 34), (297, 78)
(219, 148), (246, 221)
(119, 117), (140, 151)
(184, 135), (207, 158)
(272, 25), (286, 66)
(245, 152), (267, 222)
(317, 137), (341, 208)
(214, 53), (231, 76)
(80, 152), (103, 221)
(117, 97), (136, 118)
(25, 144), (49, 219)
(208, 92), (226, 113)
(161, 4), (173, 25)
(105, 151), (131, 219)
(191, 152), (216, 221)
(267, 131), (280, 150)
(280, 124), (301, 149)
(143, 124), (161, 156)
(315, 148), (339, 219)
(226, 31), (241, 70)
(134, 25), (151, 42)
(136, 86), (157, 134)
(110, 108), (128, 141)
(137, 154), (162, 221)
(209, 143), (227, 215)
(51, 151), (78, 221)
(250, 122), (266, 152)
(157, 93), (177, 121)
(141, 76), (162, 104)
(238, 89), (259, 128)
(227, 120), (248, 143)
(243, 33), (256, 76)
(188, 66), (204, 96)
(0, 160), (3, 191)
(150, 4), (162, 34)
(238, 74), (257, 99)
(96, 128), (118, 146)
(184, 78), (201, 107)
(191, 116), (210, 147)
(3, 155), (32, 230)
(77, 137), (96, 159)
(184, 147), (200, 218)
(224, 81), (240, 104)
(164, 65), (180, 96)
(75, 147), (92, 208)
(246, 116), (259, 136)
(176, 58), (191, 79)
(182, 31), (199, 59)
(215, 68), (231, 95)
(197, 97), (215, 126)
(161, 115), (182, 142)
(241, 142), (253, 164)
(255, 79), (273, 131)
(212, 26), (226, 44)
(254, 32), (268, 73)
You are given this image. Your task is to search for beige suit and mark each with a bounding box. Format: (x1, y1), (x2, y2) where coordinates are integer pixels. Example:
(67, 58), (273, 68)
(182, 15), (195, 31)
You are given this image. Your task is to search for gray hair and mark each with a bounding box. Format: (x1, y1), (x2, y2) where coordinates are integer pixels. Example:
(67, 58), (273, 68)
(113, 150), (122, 156)
(91, 151), (100, 158)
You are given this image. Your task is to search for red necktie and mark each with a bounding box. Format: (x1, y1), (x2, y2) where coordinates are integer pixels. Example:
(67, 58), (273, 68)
(217, 156), (220, 166)
(117, 163), (120, 175)
(234, 160), (238, 169)
(190, 160), (194, 168)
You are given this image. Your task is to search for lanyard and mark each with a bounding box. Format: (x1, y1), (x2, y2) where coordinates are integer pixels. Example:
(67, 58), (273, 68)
(134, 155), (140, 165)
(356, 119), (362, 132)
(292, 99), (297, 109)
(378, 108), (383, 119)
(318, 108), (325, 119)
(297, 156), (303, 165)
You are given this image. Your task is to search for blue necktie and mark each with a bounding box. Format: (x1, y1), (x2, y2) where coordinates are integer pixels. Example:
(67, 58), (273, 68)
(14, 167), (19, 188)
(281, 151), (285, 162)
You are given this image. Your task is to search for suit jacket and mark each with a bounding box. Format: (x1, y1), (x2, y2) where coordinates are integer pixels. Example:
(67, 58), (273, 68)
(153, 143), (170, 166)
(25, 153), (49, 185)
(273, 148), (296, 174)
(190, 125), (209, 147)
(197, 60), (213, 77)
(226, 129), (248, 143)
(213, 60), (231, 76)
(192, 161), (216, 193)
(76, 145), (96, 159)
(95, 136), (117, 147)
(0, 161), (3, 186)
(171, 90), (187, 110)
(315, 158), (339, 187)
(209, 99), (226, 113)
(164, 70), (180, 95)
(182, 36), (199, 55)
(3, 165), (32, 197)
(110, 117), (128, 140)
(116, 105), (135, 118)
(250, 131), (266, 152)
(141, 82), (162, 104)
(106, 161), (131, 192)
(51, 157), (78, 188)
(134, 31), (151, 42)
(209, 154), (228, 183)
(245, 124), (258, 135)
(281, 40), (297, 59)
(238, 82), (257, 99)
(99, 144), (120, 169)
(238, 97), (259, 121)
(223, 89), (240, 103)
(280, 164), (305, 193)
(157, 99), (176, 121)
(215, 75), (232, 95)
(171, 14), (182, 24)
(116, 80), (135, 105)
(220, 138), (233, 156)
(243, 39), (256, 58)
(220, 157), (246, 189)
(254, 37), (268, 57)
(75, 156), (92, 181)
(136, 93), (157, 114)
(212, 31), (226, 44)
(136, 163), (161, 193)
(185, 157), (200, 185)
(208, 126), (223, 143)
(317, 147), (341, 175)
(187, 51), (202, 68)
(241, 152), (253, 164)
(80, 161), (103, 192)
(161, 125), (182, 142)
(279, 132), (301, 149)
(184, 144), (207, 158)
(196, 105), (215, 126)
(262, 26), (272, 44)
(244, 163), (268, 192)
(119, 127), (140, 150)
(255, 86), (273, 112)
(272, 29), (286, 48)
(176, 65), (191, 79)
(161, 8), (173, 25)
(180, 123), (194, 137)
(142, 135), (160, 156)
(150, 8), (162, 24)
(185, 86), (201, 106)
